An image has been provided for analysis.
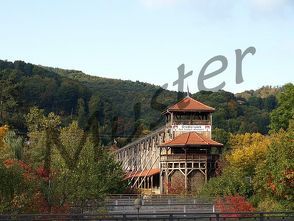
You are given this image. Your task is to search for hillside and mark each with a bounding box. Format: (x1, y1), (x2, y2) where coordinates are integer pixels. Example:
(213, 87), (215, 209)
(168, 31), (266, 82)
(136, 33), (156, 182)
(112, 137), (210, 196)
(44, 66), (278, 136)
(0, 60), (280, 146)
(236, 86), (281, 100)
(0, 60), (91, 131)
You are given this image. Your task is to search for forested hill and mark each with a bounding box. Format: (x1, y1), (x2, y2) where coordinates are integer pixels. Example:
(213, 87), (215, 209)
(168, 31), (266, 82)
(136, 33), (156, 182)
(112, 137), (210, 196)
(236, 86), (281, 100)
(0, 60), (91, 131)
(43, 65), (279, 135)
(0, 60), (280, 146)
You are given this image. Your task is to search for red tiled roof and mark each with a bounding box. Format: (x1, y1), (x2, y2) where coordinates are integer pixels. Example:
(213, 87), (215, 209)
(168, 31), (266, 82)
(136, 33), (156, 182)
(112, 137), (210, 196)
(160, 132), (223, 147)
(125, 168), (160, 179)
(166, 97), (215, 112)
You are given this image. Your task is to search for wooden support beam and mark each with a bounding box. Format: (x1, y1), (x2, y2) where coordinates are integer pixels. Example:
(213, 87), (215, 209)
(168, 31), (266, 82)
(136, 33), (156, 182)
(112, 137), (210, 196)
(160, 170), (164, 194)
(184, 148), (188, 190)
(205, 162), (208, 183)
(151, 175), (153, 192)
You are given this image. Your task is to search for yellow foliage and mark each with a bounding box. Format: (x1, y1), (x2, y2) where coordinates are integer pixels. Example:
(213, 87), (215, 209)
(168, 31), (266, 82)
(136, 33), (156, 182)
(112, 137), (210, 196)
(0, 125), (9, 148)
(226, 133), (271, 172)
(229, 133), (266, 149)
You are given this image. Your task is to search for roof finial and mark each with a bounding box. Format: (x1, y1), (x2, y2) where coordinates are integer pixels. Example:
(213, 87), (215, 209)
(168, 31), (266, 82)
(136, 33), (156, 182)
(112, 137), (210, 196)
(186, 84), (190, 97)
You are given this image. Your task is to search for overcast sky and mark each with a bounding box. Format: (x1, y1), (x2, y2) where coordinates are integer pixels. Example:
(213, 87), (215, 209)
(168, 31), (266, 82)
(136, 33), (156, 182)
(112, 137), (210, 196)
(0, 0), (293, 93)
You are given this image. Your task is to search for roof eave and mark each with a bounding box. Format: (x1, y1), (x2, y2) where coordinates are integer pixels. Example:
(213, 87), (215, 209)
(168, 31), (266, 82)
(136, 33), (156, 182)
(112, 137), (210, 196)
(167, 108), (215, 113)
(162, 109), (215, 115)
(160, 143), (223, 147)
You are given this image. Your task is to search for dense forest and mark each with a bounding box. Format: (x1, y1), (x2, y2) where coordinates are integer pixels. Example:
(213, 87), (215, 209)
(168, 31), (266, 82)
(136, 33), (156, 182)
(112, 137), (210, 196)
(1, 60), (280, 147)
(0, 60), (293, 213)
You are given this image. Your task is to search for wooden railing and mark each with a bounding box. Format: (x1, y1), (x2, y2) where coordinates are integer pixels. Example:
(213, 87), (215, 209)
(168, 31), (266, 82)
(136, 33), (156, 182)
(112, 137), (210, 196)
(160, 154), (208, 161)
(3, 212), (293, 220)
(173, 120), (211, 125)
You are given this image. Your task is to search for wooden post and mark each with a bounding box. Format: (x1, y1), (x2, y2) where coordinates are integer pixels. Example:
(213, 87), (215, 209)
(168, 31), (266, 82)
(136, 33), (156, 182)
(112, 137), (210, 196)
(167, 173), (170, 194)
(184, 148), (188, 191)
(160, 171), (163, 194)
(209, 113), (212, 138)
(205, 161), (208, 183)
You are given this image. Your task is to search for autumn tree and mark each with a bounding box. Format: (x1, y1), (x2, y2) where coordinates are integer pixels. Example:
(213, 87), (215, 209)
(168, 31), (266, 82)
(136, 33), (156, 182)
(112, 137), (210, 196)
(0, 125), (9, 156)
(201, 133), (270, 198)
(0, 126), (24, 162)
(0, 160), (37, 213)
(24, 108), (126, 212)
(254, 129), (294, 211)
(25, 107), (62, 174)
(202, 130), (293, 211)
(3, 131), (24, 160)
(227, 133), (270, 176)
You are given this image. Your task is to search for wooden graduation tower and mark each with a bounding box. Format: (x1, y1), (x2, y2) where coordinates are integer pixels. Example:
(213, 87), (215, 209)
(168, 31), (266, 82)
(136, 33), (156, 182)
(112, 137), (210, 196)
(116, 94), (223, 194)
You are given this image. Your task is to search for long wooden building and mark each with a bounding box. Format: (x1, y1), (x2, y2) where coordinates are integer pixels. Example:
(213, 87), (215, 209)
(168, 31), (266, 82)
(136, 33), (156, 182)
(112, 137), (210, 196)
(115, 95), (223, 194)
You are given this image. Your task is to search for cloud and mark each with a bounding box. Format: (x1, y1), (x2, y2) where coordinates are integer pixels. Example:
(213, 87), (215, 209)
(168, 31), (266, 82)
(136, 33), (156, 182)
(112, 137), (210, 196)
(139, 0), (183, 9)
(250, 0), (290, 11)
(140, 0), (292, 11)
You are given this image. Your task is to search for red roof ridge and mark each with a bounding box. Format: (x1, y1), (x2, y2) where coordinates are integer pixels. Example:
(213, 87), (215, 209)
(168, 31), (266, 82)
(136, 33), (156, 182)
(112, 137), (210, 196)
(186, 132), (191, 145)
(165, 96), (215, 113)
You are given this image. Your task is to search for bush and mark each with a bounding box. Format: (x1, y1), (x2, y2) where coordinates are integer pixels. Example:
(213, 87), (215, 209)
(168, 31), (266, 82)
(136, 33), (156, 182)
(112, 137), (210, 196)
(215, 195), (255, 217)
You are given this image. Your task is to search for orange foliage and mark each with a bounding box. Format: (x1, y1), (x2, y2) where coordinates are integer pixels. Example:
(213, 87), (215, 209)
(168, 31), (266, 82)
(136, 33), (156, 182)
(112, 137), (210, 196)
(36, 165), (50, 180)
(3, 159), (70, 213)
(4, 159), (52, 181)
(283, 170), (294, 187)
(3, 159), (35, 181)
(0, 125), (9, 147)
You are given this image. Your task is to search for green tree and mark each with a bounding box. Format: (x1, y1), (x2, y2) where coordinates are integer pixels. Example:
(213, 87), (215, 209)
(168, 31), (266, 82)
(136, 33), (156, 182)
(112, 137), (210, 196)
(0, 161), (34, 213)
(24, 109), (126, 212)
(51, 140), (127, 210)
(264, 95), (277, 111)
(26, 107), (87, 171)
(212, 128), (230, 147)
(201, 166), (252, 197)
(25, 107), (62, 173)
(270, 83), (294, 131)
(0, 70), (19, 125)
(77, 98), (88, 129)
(3, 131), (24, 160)
(254, 129), (294, 210)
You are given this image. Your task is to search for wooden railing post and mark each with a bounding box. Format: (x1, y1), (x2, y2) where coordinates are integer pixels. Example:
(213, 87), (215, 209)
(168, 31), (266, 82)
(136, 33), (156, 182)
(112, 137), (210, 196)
(259, 213), (264, 221)
(215, 213), (220, 221)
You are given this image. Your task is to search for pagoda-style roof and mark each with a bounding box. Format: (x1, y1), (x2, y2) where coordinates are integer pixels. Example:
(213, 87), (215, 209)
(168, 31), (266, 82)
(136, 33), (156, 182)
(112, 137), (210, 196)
(160, 132), (223, 147)
(165, 96), (215, 113)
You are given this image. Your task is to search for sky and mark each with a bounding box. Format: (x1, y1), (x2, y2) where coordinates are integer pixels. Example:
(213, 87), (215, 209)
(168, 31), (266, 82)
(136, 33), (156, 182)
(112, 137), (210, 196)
(0, 0), (293, 93)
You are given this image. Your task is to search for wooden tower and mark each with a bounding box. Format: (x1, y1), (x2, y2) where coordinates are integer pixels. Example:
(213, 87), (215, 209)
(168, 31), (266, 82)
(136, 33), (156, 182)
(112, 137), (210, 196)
(160, 95), (223, 193)
(116, 95), (223, 194)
